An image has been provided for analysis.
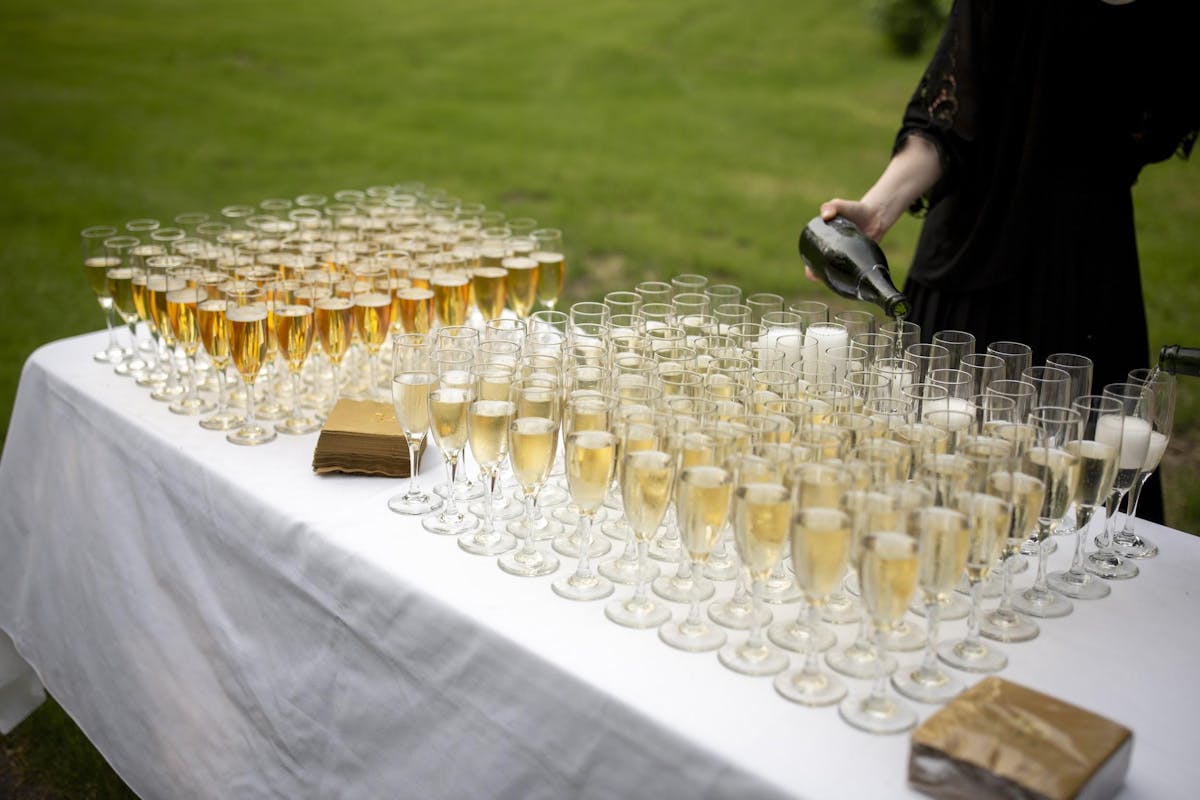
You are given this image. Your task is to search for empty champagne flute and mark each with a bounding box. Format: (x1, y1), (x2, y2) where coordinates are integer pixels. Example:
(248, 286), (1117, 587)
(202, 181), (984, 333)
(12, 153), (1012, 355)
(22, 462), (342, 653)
(839, 532), (921, 734)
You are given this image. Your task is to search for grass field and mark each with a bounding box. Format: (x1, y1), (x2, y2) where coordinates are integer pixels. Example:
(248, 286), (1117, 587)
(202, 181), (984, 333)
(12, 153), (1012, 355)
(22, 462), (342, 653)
(1, 0), (1197, 794)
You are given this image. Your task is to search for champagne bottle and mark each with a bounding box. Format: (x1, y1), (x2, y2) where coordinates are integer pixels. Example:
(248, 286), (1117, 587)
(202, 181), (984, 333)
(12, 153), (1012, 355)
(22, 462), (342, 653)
(798, 215), (909, 319)
(1158, 345), (1200, 378)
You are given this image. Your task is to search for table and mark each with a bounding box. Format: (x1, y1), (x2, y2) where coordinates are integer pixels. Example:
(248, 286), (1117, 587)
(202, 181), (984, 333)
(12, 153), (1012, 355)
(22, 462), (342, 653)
(1, 330), (1198, 799)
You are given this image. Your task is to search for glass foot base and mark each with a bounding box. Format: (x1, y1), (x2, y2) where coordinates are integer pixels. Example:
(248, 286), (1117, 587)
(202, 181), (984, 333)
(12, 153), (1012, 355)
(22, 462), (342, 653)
(979, 609), (1039, 643)
(468, 497), (523, 521)
(1113, 535), (1158, 560)
(892, 666), (963, 705)
(170, 396), (215, 415)
(821, 593), (862, 624)
(775, 669), (846, 706)
(507, 517), (563, 541)
(1047, 569), (1111, 600)
(457, 529), (516, 556)
(422, 512), (477, 536)
(767, 620), (835, 653)
(200, 412), (244, 431)
(598, 555), (659, 585)
(552, 532), (611, 559)
(276, 416), (323, 435)
(659, 617), (726, 652)
(760, 580), (804, 605)
(226, 424), (276, 446)
(937, 638), (1007, 673)
(884, 622), (926, 652)
(388, 491), (442, 516)
(552, 572), (614, 601)
(702, 555), (738, 582)
(499, 546), (559, 577)
(1011, 587), (1072, 618)
(1085, 553), (1139, 580)
(839, 693), (917, 735)
(605, 595), (670, 628)
(652, 574), (714, 603)
(910, 593), (970, 620)
(718, 640), (789, 676)
(151, 384), (186, 402)
(826, 644), (896, 680)
(708, 599), (772, 631)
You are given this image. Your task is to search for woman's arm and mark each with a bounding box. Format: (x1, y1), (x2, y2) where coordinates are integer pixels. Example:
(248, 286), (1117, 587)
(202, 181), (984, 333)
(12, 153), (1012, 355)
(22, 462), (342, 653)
(819, 133), (943, 242)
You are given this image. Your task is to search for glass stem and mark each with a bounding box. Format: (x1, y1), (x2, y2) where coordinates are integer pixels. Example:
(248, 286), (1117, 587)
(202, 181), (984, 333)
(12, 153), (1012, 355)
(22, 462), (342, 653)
(482, 467), (496, 539)
(575, 515), (594, 579)
(405, 437), (421, 498)
(802, 601), (822, 675)
(185, 356), (200, 403)
(964, 581), (982, 650)
(920, 600), (940, 674)
(214, 366), (228, 414)
(996, 556), (1015, 617)
(632, 540), (650, 606)
(1097, 493), (1118, 551)
(367, 350), (379, 401)
(290, 371), (304, 420)
(685, 557), (704, 627)
(244, 378), (257, 429)
(1032, 526), (1051, 594)
(747, 579), (765, 649)
(1068, 506), (1093, 577)
(103, 306), (119, 354)
(868, 627), (889, 705)
(520, 493), (537, 557)
(443, 453), (460, 518)
(1121, 472), (1149, 536)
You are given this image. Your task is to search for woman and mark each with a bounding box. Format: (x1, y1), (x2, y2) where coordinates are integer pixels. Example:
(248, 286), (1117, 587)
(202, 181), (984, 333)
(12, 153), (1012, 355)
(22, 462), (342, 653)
(818, 0), (1198, 522)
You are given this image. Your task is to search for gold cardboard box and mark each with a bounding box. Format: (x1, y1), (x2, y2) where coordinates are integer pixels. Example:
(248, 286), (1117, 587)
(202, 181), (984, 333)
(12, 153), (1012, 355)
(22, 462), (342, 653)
(312, 399), (424, 478)
(909, 677), (1132, 800)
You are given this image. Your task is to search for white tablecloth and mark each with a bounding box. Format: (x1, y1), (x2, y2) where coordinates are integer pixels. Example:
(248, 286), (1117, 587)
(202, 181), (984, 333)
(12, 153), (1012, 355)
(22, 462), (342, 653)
(1, 331), (1198, 799)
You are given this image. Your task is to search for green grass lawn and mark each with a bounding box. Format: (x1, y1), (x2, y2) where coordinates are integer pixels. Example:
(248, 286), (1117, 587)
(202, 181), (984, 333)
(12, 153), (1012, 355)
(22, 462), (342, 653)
(1, 0), (1197, 794)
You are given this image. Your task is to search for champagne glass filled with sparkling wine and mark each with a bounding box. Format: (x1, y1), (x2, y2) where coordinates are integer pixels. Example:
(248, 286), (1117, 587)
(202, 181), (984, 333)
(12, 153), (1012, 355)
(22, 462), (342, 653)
(389, 333), (442, 516)
(164, 264), (215, 416)
(498, 377), (563, 578)
(839, 532), (921, 734)
(81, 225), (123, 363)
(717, 481), (792, 676)
(350, 263), (394, 401)
(553, 428), (618, 601)
(775, 508), (853, 706)
(1112, 368), (1175, 559)
(459, 365), (517, 556)
(1086, 382), (1153, 580)
(272, 279), (322, 435)
(224, 281), (276, 446)
(422, 349), (478, 536)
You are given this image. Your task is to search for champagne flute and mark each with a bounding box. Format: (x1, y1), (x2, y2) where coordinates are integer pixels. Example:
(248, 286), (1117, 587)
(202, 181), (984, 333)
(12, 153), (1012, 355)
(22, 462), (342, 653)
(775, 508), (852, 705)
(351, 263), (393, 400)
(503, 252), (540, 320)
(893, 507), (969, 704)
(839, 532), (921, 734)
(1011, 407), (1081, 618)
(659, 464), (732, 651)
(389, 333), (442, 515)
(472, 263), (508, 324)
(460, 367), (518, 556)
(986, 340), (1033, 381)
(224, 281), (276, 446)
(717, 481), (792, 676)
(531, 228), (565, 311)
(145, 254), (188, 402)
(422, 350), (478, 535)
(606, 413), (676, 627)
(104, 235), (148, 377)
(1046, 395), (1122, 599)
(553, 428), (617, 600)
(165, 265), (215, 415)
(1086, 383), (1152, 580)
(81, 226), (123, 363)
(314, 290), (354, 413)
(272, 279), (322, 435)
(979, 460), (1045, 643)
(938, 490), (1009, 672)
(1110, 367), (1173, 559)
(197, 275), (244, 431)
(499, 376), (563, 576)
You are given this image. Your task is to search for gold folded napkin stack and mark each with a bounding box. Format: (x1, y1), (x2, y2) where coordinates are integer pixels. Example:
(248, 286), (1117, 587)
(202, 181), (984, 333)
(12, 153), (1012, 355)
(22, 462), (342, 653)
(312, 399), (425, 477)
(909, 677), (1132, 800)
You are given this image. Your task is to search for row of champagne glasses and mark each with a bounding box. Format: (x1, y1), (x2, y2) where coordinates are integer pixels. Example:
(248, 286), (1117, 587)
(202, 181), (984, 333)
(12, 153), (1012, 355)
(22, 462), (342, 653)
(378, 273), (1174, 734)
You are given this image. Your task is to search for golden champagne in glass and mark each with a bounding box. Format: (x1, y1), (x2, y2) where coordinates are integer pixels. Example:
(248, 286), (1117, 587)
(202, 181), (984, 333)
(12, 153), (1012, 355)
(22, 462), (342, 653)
(471, 266), (508, 322)
(503, 255), (539, 318)
(397, 287), (435, 334)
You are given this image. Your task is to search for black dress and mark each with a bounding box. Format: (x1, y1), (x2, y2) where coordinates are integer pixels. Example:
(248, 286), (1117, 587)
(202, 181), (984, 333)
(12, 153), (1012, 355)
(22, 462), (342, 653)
(897, 0), (1198, 522)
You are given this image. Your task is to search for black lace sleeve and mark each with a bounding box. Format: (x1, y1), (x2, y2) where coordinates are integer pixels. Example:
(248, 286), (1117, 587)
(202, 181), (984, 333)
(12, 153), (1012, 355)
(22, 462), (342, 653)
(894, 0), (992, 214)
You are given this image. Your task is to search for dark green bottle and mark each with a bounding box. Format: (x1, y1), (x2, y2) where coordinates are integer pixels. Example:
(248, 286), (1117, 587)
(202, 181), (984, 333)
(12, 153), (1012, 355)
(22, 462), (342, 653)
(799, 215), (909, 319)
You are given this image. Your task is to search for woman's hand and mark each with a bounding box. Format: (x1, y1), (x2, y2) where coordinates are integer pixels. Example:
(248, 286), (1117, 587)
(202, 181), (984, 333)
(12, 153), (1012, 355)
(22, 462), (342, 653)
(819, 199), (888, 240)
